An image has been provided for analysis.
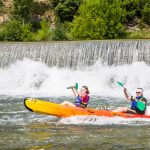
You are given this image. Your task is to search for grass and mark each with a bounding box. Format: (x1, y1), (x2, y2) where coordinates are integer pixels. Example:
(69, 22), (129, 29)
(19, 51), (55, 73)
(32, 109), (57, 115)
(126, 30), (150, 39)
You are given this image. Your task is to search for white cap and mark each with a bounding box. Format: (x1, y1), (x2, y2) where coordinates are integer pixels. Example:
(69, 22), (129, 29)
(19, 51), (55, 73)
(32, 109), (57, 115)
(136, 88), (144, 93)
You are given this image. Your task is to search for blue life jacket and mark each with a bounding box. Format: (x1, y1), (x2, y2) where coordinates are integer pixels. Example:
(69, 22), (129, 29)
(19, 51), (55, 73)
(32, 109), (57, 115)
(74, 95), (89, 108)
(131, 96), (144, 112)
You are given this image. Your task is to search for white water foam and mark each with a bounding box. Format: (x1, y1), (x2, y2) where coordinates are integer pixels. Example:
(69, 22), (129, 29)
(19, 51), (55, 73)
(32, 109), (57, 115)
(0, 58), (150, 98)
(58, 116), (150, 126)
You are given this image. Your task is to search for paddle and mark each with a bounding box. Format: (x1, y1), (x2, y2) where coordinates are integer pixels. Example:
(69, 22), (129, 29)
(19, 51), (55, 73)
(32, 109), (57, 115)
(117, 81), (146, 111)
(117, 81), (132, 96)
(67, 83), (79, 97)
(67, 83), (78, 90)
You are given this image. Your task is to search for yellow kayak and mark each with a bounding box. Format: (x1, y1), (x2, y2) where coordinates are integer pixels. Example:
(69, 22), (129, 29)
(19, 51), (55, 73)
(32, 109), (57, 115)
(24, 98), (150, 118)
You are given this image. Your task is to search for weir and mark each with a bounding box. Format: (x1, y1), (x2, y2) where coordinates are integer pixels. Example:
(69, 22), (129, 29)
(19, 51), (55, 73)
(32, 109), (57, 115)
(0, 40), (150, 69)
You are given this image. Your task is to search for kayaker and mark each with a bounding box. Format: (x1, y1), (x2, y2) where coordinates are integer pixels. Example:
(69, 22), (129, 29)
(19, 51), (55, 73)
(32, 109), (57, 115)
(61, 86), (90, 108)
(113, 88), (147, 114)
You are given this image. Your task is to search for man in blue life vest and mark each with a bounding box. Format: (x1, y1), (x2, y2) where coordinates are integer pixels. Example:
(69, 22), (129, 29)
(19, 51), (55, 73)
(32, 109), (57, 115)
(113, 88), (147, 114)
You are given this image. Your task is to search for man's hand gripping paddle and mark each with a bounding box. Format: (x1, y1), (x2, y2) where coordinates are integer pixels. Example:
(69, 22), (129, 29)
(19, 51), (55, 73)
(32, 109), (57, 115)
(117, 81), (132, 96)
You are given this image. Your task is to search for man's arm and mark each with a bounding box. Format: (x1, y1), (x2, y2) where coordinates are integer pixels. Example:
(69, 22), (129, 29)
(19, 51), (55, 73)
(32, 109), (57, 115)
(123, 88), (133, 100)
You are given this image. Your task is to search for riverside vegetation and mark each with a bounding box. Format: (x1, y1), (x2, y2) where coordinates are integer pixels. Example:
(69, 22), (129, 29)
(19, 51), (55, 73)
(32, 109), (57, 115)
(0, 0), (150, 41)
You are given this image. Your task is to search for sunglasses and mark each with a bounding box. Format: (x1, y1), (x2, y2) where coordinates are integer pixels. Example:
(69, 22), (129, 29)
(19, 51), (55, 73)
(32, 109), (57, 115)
(136, 92), (141, 94)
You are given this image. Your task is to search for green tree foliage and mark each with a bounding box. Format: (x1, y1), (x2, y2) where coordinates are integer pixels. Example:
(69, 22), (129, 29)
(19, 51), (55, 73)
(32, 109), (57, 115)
(35, 19), (51, 41)
(32, 1), (50, 15)
(49, 0), (82, 22)
(142, 3), (150, 25)
(71, 0), (126, 39)
(1, 19), (33, 41)
(122, 0), (150, 25)
(0, 0), (3, 12)
(50, 27), (67, 40)
(0, 0), (149, 41)
(11, 0), (34, 23)
(0, 0), (3, 7)
(49, 0), (60, 8)
(122, 0), (140, 22)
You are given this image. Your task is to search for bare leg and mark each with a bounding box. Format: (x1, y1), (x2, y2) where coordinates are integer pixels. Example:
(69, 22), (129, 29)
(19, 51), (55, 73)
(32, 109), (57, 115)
(60, 101), (76, 107)
(112, 107), (128, 113)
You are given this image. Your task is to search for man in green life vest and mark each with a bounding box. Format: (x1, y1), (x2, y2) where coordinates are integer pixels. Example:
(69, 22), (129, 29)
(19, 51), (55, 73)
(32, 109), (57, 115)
(113, 88), (147, 114)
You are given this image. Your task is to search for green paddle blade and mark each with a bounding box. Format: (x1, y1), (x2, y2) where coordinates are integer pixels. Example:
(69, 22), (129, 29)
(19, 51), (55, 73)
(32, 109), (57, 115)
(137, 101), (146, 111)
(117, 81), (124, 87)
(75, 83), (78, 90)
(67, 83), (78, 90)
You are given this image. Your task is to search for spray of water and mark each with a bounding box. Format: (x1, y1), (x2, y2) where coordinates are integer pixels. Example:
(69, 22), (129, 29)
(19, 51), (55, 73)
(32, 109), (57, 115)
(58, 115), (150, 125)
(0, 58), (150, 98)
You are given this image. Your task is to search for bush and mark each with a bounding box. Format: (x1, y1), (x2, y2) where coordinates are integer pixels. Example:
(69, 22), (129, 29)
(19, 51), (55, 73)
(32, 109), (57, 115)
(50, 27), (67, 41)
(0, 0), (3, 12)
(142, 3), (150, 25)
(11, 0), (33, 23)
(49, 0), (82, 22)
(0, 0), (3, 8)
(0, 19), (33, 41)
(122, 0), (150, 25)
(34, 19), (51, 41)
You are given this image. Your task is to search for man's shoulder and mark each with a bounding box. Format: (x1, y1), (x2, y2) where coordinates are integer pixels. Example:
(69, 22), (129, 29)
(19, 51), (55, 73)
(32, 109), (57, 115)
(141, 97), (147, 102)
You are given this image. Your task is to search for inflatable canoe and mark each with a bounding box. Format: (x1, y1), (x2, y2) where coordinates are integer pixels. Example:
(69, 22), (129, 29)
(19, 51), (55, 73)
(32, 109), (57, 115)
(24, 98), (150, 118)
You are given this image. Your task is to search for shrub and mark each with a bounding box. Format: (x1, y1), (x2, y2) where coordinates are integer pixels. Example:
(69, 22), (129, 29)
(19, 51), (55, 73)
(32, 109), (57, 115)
(142, 3), (150, 25)
(11, 0), (33, 23)
(34, 19), (51, 41)
(49, 0), (82, 22)
(50, 27), (67, 41)
(1, 19), (33, 41)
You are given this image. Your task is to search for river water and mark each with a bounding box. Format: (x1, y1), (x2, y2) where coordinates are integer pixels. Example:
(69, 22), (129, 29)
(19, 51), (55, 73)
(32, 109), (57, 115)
(1, 96), (150, 150)
(0, 58), (150, 149)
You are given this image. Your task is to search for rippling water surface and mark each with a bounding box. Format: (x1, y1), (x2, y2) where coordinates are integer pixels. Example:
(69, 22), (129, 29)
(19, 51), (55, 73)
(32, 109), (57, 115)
(1, 95), (150, 150)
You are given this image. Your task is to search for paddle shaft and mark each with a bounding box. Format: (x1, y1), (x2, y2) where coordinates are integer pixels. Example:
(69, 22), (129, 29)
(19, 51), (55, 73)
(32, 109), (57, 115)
(117, 81), (132, 97)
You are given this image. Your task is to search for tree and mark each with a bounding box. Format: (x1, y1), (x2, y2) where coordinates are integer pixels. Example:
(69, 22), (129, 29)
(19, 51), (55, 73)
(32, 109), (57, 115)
(49, 0), (82, 22)
(71, 0), (126, 39)
(1, 19), (33, 41)
(142, 3), (150, 25)
(122, 0), (150, 24)
(35, 19), (51, 41)
(11, 0), (34, 23)
(0, 0), (3, 12)
(0, 0), (3, 7)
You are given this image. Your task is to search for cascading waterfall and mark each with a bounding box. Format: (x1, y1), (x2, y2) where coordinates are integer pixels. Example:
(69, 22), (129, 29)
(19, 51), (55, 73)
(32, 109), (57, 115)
(0, 40), (150, 69)
(0, 40), (150, 97)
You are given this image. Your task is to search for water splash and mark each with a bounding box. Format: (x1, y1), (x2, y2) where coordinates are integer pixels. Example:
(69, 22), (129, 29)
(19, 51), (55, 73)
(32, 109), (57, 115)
(0, 59), (150, 98)
(58, 115), (150, 126)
